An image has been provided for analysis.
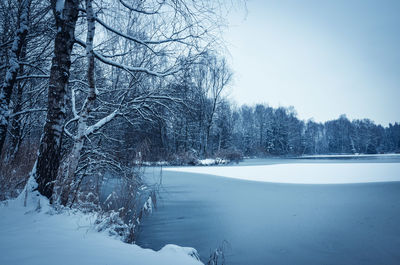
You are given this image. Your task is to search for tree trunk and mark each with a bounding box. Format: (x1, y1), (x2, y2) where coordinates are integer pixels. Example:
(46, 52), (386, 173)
(35, 0), (80, 200)
(8, 41), (27, 161)
(0, 0), (29, 156)
(58, 0), (96, 206)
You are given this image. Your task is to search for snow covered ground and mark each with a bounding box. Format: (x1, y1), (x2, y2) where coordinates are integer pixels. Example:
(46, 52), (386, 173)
(0, 183), (202, 265)
(165, 163), (400, 184)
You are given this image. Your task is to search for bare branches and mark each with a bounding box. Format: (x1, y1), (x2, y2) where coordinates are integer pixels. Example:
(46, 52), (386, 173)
(94, 16), (155, 52)
(118, 0), (163, 15)
(95, 15), (199, 47)
(75, 38), (178, 77)
(16, 74), (50, 80)
(8, 108), (47, 118)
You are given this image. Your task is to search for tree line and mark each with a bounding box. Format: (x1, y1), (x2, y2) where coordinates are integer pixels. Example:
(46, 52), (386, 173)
(124, 100), (400, 162)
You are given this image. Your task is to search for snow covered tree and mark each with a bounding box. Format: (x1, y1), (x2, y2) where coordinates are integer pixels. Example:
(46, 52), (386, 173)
(0, 0), (29, 155)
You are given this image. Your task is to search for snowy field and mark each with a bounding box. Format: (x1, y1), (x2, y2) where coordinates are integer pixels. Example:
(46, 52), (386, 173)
(164, 163), (400, 184)
(0, 185), (202, 265)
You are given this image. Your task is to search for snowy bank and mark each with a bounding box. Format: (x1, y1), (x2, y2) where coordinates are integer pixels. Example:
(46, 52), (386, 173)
(0, 189), (202, 265)
(164, 163), (400, 184)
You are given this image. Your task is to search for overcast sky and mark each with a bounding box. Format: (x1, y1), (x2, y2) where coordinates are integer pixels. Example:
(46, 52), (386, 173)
(224, 0), (400, 126)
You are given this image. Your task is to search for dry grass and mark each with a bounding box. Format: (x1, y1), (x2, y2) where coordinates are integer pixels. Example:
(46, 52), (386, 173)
(0, 142), (38, 200)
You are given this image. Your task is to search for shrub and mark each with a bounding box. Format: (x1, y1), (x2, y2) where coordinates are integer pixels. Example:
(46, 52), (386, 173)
(216, 149), (244, 164)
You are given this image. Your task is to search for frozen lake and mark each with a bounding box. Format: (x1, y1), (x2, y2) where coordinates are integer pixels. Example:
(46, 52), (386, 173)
(137, 156), (400, 265)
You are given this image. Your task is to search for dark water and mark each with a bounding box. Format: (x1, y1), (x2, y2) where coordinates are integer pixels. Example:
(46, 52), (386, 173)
(136, 156), (400, 265)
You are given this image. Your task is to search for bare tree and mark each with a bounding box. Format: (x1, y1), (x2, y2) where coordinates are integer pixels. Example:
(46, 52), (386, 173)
(188, 53), (232, 156)
(203, 56), (232, 156)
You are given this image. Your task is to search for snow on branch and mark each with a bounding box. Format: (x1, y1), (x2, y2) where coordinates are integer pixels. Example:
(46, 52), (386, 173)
(69, 79), (89, 87)
(84, 109), (120, 137)
(71, 88), (78, 119)
(64, 116), (79, 139)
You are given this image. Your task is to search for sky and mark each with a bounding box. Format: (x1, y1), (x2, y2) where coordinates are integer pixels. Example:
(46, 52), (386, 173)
(224, 0), (400, 126)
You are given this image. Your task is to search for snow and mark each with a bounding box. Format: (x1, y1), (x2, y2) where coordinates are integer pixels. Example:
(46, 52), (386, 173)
(133, 159), (229, 166)
(156, 161), (169, 166)
(198, 159), (216, 165)
(143, 196), (153, 213)
(164, 163), (400, 184)
(198, 158), (229, 165)
(0, 184), (203, 265)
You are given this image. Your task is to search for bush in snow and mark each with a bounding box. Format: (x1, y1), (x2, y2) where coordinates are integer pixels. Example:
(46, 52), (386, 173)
(96, 191), (156, 243)
(168, 150), (199, 166)
(98, 167), (157, 243)
(207, 241), (230, 265)
(215, 149), (244, 164)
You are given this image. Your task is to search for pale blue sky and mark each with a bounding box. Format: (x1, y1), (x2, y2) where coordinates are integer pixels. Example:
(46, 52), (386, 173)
(224, 0), (400, 125)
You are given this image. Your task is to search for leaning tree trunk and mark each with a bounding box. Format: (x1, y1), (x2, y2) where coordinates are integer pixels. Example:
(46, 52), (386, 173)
(35, 0), (79, 200)
(0, 0), (29, 156)
(59, 0), (96, 206)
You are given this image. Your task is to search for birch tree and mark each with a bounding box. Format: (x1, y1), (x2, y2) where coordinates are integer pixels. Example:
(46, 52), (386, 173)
(35, 0), (80, 200)
(56, 0), (96, 205)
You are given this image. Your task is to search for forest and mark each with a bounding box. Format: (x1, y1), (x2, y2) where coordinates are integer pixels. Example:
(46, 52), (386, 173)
(1, 0), (400, 246)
